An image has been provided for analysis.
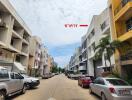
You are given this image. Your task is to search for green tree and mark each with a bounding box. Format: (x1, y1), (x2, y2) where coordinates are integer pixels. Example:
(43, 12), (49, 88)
(94, 35), (121, 72)
(51, 66), (58, 73)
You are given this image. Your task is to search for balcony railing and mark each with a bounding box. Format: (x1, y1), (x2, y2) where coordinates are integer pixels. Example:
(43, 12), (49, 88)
(114, 0), (132, 15)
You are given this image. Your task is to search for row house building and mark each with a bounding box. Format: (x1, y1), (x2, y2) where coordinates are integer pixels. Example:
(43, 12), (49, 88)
(69, 47), (87, 74)
(40, 46), (49, 76)
(0, 0), (31, 73)
(0, 0), (55, 76)
(69, 0), (132, 79)
(28, 36), (55, 76)
(86, 8), (115, 77)
(68, 8), (115, 77)
(108, 0), (132, 78)
(28, 36), (42, 76)
(48, 55), (55, 72)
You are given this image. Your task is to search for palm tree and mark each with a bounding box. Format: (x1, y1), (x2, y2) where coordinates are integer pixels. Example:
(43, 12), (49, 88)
(94, 35), (121, 72)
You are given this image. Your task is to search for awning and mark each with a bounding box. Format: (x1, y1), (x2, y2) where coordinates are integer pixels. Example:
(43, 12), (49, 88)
(14, 62), (26, 72)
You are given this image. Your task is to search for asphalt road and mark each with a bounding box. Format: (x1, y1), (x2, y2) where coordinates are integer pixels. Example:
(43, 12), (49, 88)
(10, 74), (99, 100)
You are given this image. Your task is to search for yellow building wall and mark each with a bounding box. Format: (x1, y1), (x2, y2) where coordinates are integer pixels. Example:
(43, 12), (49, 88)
(109, 0), (132, 77)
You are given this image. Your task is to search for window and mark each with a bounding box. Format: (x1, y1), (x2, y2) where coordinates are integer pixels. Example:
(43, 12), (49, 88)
(10, 73), (14, 79)
(126, 17), (132, 32)
(94, 78), (99, 84)
(14, 73), (20, 79)
(91, 29), (95, 36)
(101, 21), (107, 31)
(106, 79), (129, 86)
(16, 55), (21, 62)
(0, 69), (9, 79)
(98, 79), (105, 85)
(94, 78), (105, 85)
(122, 0), (132, 6)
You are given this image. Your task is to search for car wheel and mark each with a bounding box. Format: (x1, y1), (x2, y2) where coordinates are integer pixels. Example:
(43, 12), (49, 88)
(0, 91), (5, 100)
(22, 85), (26, 94)
(101, 93), (107, 100)
(89, 87), (93, 94)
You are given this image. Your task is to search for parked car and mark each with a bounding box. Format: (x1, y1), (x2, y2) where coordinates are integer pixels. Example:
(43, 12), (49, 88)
(0, 67), (26, 100)
(49, 73), (53, 78)
(21, 74), (40, 88)
(67, 74), (74, 79)
(78, 76), (94, 88)
(89, 77), (132, 100)
(55, 73), (59, 75)
(42, 73), (50, 79)
(51, 73), (55, 77)
(70, 74), (82, 80)
(42, 73), (54, 79)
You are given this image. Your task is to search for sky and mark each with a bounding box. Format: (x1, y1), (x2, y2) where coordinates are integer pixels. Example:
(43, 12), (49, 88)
(9, 0), (108, 67)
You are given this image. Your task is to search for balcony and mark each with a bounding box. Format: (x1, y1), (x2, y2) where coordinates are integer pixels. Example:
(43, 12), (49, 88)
(88, 52), (95, 59)
(0, 12), (9, 30)
(79, 66), (86, 71)
(117, 17), (132, 41)
(0, 12), (9, 46)
(13, 20), (24, 37)
(23, 32), (30, 43)
(118, 30), (132, 41)
(10, 34), (22, 53)
(82, 48), (87, 53)
(21, 42), (28, 55)
(12, 30), (22, 39)
(114, 0), (132, 22)
(120, 50), (132, 65)
(115, 0), (132, 15)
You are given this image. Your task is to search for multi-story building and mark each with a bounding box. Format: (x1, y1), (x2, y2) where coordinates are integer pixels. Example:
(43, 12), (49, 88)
(85, 8), (115, 77)
(108, 0), (132, 78)
(28, 36), (41, 76)
(40, 46), (49, 75)
(68, 47), (82, 73)
(48, 55), (54, 72)
(69, 56), (74, 71)
(80, 36), (88, 74)
(64, 64), (70, 72)
(0, 0), (31, 73)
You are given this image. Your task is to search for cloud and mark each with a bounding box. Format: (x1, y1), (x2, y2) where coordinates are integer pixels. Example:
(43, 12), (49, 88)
(54, 55), (71, 67)
(10, 0), (107, 47)
(9, 0), (108, 66)
(49, 42), (80, 56)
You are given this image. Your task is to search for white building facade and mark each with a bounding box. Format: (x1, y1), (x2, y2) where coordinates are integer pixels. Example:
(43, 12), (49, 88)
(86, 8), (115, 77)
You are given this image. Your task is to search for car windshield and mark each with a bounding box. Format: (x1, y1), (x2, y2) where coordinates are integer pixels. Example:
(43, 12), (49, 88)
(106, 79), (129, 86)
(22, 74), (30, 78)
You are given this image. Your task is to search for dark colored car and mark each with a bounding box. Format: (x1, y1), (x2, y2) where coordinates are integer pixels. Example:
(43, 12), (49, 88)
(78, 76), (94, 88)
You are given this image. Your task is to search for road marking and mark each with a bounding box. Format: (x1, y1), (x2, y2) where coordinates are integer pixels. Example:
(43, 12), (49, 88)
(48, 97), (56, 100)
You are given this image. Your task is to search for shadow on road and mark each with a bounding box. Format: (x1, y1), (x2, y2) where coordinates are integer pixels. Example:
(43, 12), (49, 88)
(90, 93), (101, 100)
(6, 87), (39, 100)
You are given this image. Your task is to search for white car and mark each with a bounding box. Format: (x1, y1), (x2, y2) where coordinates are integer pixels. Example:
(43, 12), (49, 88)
(21, 74), (40, 88)
(89, 77), (132, 100)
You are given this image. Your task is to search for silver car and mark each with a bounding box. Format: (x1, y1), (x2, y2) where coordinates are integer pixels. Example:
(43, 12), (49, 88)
(89, 77), (132, 100)
(0, 67), (26, 100)
(21, 74), (40, 88)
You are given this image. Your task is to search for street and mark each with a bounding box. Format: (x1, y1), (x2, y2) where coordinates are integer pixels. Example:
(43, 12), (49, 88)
(10, 74), (99, 100)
